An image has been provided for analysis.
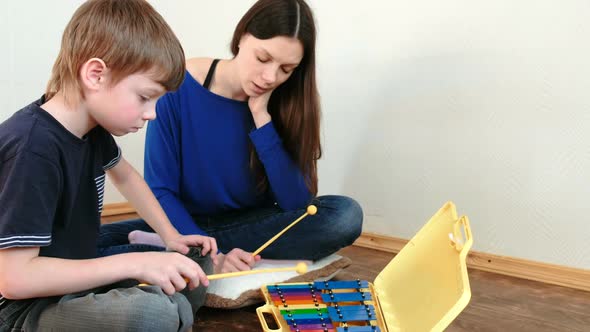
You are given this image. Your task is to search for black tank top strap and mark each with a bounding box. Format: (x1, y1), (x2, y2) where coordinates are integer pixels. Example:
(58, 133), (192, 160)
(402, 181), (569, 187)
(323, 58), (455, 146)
(203, 59), (220, 90)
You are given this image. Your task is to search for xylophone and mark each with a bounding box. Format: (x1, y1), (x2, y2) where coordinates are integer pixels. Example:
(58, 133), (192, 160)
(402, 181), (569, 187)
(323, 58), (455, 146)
(257, 202), (474, 332)
(258, 279), (386, 332)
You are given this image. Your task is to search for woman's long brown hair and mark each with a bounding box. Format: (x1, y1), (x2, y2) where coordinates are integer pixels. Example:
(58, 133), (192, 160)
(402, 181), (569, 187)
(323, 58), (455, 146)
(231, 0), (321, 196)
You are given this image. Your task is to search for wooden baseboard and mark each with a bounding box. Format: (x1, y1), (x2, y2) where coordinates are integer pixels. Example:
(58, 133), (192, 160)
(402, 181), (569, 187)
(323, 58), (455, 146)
(354, 233), (590, 293)
(102, 203), (590, 292)
(101, 202), (134, 217)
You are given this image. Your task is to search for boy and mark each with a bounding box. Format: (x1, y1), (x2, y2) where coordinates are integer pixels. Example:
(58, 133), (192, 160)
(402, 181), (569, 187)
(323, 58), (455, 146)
(0, 1), (216, 331)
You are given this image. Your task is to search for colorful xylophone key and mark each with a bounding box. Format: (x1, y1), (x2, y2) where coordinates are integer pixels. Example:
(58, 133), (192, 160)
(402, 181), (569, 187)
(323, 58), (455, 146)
(262, 280), (382, 332)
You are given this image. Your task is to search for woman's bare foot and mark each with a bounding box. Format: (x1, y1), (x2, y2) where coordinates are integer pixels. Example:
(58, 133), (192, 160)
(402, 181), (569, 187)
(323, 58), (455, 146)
(128, 230), (166, 247)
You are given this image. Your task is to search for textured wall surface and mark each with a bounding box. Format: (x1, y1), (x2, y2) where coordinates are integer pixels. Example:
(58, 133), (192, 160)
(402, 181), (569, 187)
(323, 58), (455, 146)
(1, 1), (589, 269)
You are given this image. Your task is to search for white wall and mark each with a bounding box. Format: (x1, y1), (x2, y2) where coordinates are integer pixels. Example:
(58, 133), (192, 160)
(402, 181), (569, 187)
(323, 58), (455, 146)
(1, 1), (589, 270)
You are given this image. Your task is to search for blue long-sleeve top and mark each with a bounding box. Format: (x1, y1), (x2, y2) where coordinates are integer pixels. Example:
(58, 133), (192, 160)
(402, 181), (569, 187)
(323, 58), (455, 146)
(144, 71), (312, 235)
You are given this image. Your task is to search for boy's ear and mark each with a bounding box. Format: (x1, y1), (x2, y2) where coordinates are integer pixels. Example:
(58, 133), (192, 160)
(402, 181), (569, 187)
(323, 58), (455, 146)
(80, 58), (108, 91)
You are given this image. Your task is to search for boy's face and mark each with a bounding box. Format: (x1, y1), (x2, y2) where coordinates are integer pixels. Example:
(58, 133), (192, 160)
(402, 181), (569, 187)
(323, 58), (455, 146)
(86, 71), (166, 136)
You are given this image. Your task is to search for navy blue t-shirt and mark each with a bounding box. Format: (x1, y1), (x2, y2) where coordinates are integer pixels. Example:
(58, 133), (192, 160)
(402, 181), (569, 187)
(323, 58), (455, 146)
(0, 97), (120, 309)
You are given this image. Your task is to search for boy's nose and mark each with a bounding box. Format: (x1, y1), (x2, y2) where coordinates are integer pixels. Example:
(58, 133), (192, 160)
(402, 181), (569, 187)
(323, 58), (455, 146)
(144, 108), (156, 120)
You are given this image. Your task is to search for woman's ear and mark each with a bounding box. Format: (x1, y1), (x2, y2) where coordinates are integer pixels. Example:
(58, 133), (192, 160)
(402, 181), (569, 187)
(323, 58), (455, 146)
(80, 58), (108, 91)
(238, 33), (252, 51)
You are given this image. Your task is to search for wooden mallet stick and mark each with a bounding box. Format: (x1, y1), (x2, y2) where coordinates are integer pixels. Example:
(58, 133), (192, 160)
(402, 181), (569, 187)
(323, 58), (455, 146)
(208, 262), (308, 280)
(251, 205), (317, 257)
(137, 262), (308, 286)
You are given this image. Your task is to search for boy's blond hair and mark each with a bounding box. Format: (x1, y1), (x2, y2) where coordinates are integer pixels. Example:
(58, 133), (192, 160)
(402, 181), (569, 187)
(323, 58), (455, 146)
(46, 0), (185, 105)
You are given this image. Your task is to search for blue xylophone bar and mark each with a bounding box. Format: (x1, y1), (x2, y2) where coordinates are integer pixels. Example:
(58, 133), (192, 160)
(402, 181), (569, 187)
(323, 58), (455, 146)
(314, 280), (369, 290)
(328, 306), (377, 322)
(284, 317), (333, 326)
(328, 305), (375, 312)
(321, 292), (372, 303)
(336, 327), (381, 332)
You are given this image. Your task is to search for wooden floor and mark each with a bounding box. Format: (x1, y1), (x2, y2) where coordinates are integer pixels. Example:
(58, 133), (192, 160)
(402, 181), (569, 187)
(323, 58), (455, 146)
(193, 246), (590, 332)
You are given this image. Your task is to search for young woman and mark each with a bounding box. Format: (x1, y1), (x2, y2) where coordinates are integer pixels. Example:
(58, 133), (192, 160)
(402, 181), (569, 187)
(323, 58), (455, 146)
(102, 0), (363, 273)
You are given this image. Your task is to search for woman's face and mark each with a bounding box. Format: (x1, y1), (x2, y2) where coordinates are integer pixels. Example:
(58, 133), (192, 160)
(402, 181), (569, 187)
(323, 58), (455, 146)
(235, 33), (304, 97)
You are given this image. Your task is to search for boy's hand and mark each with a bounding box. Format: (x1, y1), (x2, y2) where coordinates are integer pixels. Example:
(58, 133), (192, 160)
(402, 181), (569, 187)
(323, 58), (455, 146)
(165, 235), (218, 264)
(214, 248), (261, 273)
(136, 252), (209, 295)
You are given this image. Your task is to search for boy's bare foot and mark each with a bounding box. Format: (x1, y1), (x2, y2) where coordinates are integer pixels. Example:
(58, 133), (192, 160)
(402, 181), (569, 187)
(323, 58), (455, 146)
(128, 230), (166, 247)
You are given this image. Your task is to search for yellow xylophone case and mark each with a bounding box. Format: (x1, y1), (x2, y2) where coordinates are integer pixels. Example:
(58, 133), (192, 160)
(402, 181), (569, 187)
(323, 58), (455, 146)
(256, 201), (473, 332)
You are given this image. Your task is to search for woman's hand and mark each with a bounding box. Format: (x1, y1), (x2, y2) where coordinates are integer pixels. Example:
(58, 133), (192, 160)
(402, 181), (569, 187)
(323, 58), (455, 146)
(214, 248), (261, 273)
(248, 89), (273, 128)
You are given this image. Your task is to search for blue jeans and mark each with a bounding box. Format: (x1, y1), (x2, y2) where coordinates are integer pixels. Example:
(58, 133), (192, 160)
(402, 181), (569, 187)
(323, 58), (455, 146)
(0, 283), (194, 332)
(98, 195), (363, 260)
(0, 251), (213, 331)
